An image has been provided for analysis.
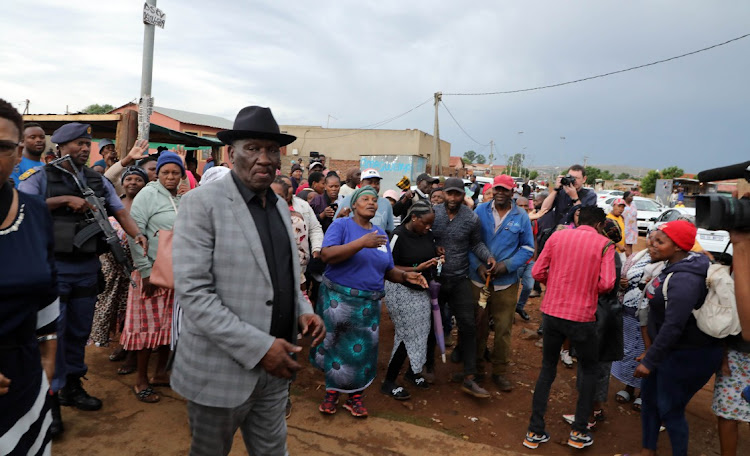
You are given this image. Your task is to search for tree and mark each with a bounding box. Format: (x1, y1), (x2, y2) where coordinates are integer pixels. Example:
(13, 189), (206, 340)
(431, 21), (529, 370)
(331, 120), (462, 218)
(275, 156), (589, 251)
(82, 103), (114, 114)
(640, 169), (661, 194)
(475, 154), (486, 164)
(660, 166), (684, 179)
(616, 172), (631, 180)
(601, 170), (614, 181)
(462, 150), (477, 164)
(529, 170), (539, 180)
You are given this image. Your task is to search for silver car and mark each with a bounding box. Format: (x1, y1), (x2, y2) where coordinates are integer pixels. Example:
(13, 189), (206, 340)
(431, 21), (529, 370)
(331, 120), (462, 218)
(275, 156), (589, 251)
(646, 207), (733, 261)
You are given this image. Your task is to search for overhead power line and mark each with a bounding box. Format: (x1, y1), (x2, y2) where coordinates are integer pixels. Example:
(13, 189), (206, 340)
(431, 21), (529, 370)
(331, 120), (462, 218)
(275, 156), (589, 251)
(301, 96), (433, 140)
(440, 100), (490, 147)
(444, 32), (750, 96)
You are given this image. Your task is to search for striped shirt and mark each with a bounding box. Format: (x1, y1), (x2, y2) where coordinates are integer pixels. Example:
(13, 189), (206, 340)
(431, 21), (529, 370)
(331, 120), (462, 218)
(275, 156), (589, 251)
(532, 225), (616, 322)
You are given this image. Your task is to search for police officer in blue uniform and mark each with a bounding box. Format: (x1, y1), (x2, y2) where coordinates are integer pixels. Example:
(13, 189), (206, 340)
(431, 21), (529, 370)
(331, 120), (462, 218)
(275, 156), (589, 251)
(18, 122), (148, 437)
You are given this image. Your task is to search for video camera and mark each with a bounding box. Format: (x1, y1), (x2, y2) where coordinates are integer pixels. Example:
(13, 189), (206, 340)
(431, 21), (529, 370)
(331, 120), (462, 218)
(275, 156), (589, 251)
(696, 161), (750, 231)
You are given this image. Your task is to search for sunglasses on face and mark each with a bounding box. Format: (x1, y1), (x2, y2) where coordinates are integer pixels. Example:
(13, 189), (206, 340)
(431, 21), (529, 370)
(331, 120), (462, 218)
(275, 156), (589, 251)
(0, 140), (20, 154)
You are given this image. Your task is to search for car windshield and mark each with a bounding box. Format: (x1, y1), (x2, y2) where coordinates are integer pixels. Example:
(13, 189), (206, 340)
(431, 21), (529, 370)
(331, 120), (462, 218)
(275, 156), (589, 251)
(635, 200), (660, 212)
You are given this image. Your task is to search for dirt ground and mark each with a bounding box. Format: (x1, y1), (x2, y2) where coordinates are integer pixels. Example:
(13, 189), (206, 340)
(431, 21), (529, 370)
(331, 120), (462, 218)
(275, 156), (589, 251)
(52, 238), (749, 455)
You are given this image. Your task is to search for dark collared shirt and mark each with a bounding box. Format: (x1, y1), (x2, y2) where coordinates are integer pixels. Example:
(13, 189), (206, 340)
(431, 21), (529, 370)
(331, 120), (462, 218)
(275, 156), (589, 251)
(231, 171), (295, 342)
(309, 192), (336, 232)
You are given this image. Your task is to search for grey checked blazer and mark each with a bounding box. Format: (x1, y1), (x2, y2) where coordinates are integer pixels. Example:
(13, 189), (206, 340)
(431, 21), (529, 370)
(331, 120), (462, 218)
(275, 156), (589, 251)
(170, 172), (314, 408)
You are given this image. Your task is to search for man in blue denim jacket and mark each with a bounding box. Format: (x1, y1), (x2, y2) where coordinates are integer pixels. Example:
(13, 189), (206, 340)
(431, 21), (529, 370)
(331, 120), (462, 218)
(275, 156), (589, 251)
(469, 174), (534, 391)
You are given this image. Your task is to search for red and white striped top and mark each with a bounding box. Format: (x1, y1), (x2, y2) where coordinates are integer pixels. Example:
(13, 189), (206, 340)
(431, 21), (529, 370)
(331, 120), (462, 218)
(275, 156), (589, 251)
(532, 225), (616, 322)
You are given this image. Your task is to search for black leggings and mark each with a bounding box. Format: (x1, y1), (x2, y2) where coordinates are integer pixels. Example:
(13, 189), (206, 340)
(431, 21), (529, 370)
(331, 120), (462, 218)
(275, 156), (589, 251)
(385, 342), (416, 382)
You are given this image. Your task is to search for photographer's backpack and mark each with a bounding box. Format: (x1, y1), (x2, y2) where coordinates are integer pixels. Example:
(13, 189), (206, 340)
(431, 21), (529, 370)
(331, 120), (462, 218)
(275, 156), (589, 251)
(662, 263), (741, 338)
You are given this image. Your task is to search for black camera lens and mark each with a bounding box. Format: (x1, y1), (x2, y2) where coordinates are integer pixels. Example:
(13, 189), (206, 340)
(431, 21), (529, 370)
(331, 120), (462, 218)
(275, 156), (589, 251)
(696, 194), (750, 231)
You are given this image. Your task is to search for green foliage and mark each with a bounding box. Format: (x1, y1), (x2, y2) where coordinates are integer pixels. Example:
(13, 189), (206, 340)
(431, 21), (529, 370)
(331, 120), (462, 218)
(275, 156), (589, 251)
(529, 170), (539, 180)
(640, 170), (661, 194)
(462, 150), (477, 164)
(82, 104), (115, 114)
(616, 172), (632, 180)
(475, 154), (486, 164)
(583, 166), (614, 185)
(660, 166), (684, 179)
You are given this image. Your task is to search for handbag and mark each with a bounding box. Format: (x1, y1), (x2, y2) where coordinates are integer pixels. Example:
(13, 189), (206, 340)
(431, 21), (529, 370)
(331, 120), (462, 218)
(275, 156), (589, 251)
(595, 242), (625, 362)
(149, 195), (178, 289)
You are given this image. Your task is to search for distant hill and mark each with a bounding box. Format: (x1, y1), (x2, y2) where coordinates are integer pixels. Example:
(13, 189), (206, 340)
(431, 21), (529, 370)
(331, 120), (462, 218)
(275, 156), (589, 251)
(529, 164), (651, 179)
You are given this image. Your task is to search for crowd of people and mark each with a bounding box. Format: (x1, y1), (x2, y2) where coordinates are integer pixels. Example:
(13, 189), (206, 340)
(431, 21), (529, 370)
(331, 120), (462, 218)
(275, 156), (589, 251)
(1, 97), (748, 456)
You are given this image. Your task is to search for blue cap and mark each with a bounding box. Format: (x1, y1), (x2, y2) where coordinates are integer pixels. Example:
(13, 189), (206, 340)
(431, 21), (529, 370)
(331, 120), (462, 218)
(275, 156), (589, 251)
(98, 139), (115, 150)
(93, 159), (106, 168)
(51, 122), (92, 144)
(156, 151), (185, 176)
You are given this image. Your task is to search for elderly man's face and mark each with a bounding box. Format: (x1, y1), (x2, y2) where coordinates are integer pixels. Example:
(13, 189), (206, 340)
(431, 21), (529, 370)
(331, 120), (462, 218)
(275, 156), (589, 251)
(229, 138), (281, 192)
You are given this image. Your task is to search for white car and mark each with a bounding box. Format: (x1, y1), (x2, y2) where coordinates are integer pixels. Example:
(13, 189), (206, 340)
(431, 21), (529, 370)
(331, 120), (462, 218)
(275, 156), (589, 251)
(600, 196), (662, 234)
(596, 190), (624, 207)
(646, 207), (733, 261)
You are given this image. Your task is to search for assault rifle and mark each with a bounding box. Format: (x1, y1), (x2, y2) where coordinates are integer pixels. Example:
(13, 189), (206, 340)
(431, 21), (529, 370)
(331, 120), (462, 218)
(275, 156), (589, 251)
(50, 156), (136, 285)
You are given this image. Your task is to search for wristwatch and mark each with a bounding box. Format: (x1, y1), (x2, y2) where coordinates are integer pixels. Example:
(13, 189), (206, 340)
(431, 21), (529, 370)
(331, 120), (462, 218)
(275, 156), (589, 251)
(571, 198), (580, 203)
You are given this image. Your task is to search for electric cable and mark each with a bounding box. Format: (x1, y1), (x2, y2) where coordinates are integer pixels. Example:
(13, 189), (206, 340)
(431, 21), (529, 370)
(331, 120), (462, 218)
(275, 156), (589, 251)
(444, 32), (750, 96)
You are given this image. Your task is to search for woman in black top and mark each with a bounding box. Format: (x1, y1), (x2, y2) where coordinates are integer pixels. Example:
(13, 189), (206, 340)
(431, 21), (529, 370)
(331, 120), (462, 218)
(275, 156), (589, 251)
(381, 201), (442, 399)
(0, 99), (60, 452)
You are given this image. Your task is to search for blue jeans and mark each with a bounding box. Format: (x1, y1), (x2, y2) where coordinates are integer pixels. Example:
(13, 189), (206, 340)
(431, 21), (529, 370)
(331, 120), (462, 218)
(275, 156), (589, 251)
(640, 345), (722, 456)
(516, 261), (535, 311)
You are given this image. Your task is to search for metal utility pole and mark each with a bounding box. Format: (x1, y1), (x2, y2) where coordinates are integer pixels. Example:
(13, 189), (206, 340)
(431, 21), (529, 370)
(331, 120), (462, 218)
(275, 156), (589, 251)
(138, 0), (166, 141)
(583, 155), (589, 168)
(488, 140), (495, 165)
(432, 92), (442, 175)
(326, 114), (337, 128)
(23, 99), (29, 115)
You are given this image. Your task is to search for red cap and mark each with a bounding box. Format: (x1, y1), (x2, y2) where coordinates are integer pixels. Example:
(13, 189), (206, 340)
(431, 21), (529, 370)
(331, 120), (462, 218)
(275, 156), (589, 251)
(612, 198), (627, 206)
(493, 174), (515, 190)
(482, 183), (492, 194)
(658, 220), (696, 251)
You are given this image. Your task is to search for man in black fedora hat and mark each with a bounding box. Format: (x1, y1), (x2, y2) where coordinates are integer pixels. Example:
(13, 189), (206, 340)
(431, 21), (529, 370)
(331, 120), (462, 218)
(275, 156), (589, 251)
(171, 106), (325, 456)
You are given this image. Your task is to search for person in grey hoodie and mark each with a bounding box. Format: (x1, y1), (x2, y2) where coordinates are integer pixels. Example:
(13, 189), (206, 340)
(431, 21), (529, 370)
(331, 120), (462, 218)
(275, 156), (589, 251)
(635, 220), (722, 456)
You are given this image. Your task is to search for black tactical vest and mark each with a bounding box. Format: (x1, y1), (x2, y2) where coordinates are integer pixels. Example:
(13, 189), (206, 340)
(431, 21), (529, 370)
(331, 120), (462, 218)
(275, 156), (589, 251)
(46, 164), (108, 260)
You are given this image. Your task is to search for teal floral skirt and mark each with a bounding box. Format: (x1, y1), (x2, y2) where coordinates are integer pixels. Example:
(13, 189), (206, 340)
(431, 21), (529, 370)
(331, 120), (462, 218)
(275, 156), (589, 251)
(309, 276), (385, 393)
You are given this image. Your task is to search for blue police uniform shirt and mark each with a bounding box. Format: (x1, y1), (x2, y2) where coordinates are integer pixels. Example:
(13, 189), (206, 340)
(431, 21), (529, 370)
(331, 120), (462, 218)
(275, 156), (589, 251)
(17, 166), (125, 213)
(10, 156), (44, 188)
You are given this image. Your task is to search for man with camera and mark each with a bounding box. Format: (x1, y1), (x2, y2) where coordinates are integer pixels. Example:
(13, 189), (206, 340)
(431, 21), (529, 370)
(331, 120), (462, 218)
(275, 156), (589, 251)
(541, 164), (596, 225)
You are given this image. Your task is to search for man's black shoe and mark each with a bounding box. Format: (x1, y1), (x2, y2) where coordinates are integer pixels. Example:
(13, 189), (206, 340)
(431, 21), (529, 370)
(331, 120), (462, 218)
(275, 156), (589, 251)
(492, 374), (513, 392)
(450, 347), (462, 364)
(49, 393), (64, 438)
(516, 308), (530, 321)
(59, 376), (102, 411)
(537, 324), (544, 335)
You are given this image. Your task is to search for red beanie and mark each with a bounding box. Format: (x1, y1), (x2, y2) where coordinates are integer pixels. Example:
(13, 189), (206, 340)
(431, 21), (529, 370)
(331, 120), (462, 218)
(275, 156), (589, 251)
(658, 220), (696, 251)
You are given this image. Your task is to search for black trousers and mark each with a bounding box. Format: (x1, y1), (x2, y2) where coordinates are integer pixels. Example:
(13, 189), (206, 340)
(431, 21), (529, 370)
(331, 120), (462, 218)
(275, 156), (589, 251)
(528, 314), (598, 434)
(426, 276), (477, 376)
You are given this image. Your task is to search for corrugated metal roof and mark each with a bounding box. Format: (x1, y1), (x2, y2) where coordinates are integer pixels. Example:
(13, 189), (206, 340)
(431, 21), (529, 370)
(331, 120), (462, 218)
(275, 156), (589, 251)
(153, 106), (234, 129)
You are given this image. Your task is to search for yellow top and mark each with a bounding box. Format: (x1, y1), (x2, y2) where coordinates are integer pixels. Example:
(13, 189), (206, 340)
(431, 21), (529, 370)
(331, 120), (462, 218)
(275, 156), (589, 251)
(606, 213), (626, 252)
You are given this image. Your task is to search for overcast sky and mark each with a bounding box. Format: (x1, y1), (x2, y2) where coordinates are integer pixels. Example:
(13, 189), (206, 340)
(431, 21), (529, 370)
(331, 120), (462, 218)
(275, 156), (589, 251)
(3, 1), (748, 173)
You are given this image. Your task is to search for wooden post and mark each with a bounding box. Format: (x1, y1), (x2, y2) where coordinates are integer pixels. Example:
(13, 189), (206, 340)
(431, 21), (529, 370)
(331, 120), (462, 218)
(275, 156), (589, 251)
(115, 109), (139, 158)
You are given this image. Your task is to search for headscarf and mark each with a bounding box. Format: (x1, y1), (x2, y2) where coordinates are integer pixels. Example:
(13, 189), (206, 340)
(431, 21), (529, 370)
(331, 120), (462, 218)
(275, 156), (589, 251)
(350, 185), (378, 209)
(120, 166), (148, 185)
(201, 165), (230, 185)
(658, 220), (696, 251)
(601, 217), (622, 244)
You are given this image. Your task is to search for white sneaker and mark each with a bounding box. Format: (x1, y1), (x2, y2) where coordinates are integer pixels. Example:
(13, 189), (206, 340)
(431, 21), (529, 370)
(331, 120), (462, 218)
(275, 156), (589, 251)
(560, 350), (574, 368)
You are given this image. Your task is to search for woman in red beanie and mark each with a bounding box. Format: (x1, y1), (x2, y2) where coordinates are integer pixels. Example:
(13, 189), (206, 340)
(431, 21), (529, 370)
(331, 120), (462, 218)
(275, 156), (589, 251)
(634, 220), (722, 456)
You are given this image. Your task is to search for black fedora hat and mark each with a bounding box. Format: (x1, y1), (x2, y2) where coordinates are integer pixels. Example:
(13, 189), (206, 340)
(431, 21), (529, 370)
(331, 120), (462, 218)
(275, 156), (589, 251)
(217, 106), (296, 146)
